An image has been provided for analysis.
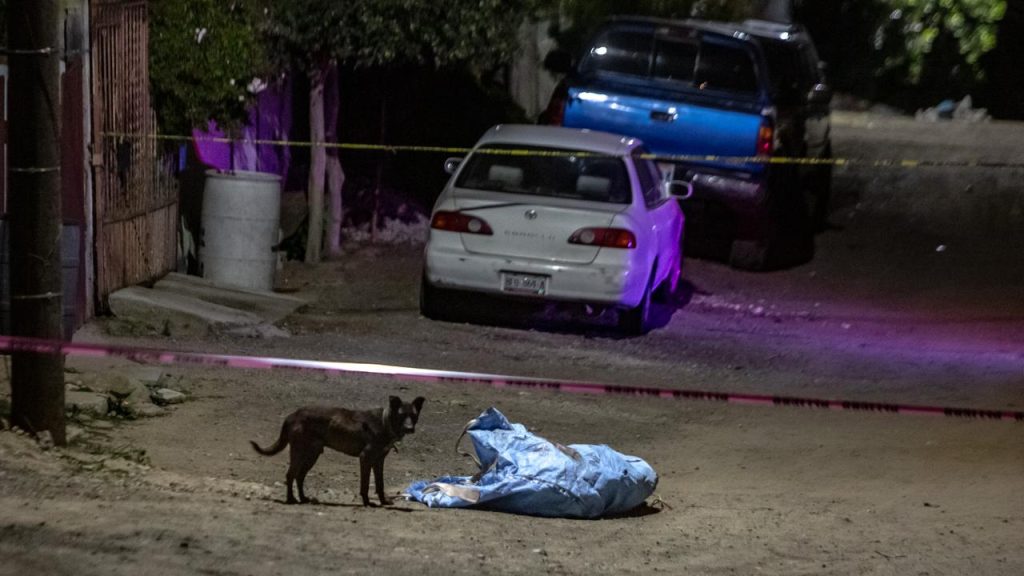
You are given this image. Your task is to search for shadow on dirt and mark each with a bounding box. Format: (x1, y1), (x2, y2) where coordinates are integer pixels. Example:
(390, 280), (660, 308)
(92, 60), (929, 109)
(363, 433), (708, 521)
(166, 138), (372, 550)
(601, 502), (666, 519)
(425, 280), (698, 339)
(269, 497), (419, 512)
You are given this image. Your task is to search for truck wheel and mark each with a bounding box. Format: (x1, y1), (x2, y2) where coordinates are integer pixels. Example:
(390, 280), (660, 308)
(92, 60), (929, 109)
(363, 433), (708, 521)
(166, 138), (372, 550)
(729, 239), (770, 271)
(810, 145), (833, 232)
(732, 164), (813, 271)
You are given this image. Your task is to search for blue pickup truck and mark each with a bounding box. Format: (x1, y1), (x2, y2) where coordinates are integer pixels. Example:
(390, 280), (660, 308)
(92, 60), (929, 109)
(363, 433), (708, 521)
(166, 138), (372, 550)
(541, 17), (832, 270)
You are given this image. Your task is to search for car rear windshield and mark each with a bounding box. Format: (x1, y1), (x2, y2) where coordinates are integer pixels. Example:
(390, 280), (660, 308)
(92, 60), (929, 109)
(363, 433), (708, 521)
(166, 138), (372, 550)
(455, 144), (631, 204)
(580, 26), (759, 95)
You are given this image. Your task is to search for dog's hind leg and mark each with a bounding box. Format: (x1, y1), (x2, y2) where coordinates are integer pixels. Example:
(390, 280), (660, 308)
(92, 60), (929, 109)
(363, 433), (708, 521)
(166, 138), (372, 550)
(285, 465), (298, 504)
(294, 445), (322, 504)
(286, 441), (321, 504)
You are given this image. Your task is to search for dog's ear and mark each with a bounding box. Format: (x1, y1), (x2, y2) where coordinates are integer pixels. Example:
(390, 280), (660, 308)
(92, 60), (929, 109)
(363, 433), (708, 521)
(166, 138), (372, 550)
(412, 396), (425, 414)
(389, 395), (403, 411)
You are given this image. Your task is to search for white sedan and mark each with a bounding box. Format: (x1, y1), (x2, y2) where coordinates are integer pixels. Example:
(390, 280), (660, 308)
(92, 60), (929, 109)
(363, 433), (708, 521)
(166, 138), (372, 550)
(420, 124), (690, 334)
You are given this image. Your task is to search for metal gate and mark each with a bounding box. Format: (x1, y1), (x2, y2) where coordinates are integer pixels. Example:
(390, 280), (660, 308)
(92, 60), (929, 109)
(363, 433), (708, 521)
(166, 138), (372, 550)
(90, 0), (177, 309)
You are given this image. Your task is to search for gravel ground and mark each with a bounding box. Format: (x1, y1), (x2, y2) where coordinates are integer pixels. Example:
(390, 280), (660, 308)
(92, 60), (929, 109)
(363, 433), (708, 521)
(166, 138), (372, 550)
(1, 113), (1023, 576)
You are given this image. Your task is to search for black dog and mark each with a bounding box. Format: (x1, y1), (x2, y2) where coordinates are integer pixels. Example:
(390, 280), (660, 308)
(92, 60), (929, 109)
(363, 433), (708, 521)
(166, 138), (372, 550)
(251, 396), (425, 505)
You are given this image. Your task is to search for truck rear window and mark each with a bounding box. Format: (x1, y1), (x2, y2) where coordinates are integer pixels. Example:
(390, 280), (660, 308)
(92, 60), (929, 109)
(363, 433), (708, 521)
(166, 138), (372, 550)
(455, 145), (631, 204)
(581, 27), (758, 95)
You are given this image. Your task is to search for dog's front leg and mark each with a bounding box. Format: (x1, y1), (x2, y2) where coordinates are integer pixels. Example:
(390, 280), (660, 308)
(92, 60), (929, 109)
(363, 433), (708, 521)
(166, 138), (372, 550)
(372, 457), (390, 506)
(358, 454), (372, 506)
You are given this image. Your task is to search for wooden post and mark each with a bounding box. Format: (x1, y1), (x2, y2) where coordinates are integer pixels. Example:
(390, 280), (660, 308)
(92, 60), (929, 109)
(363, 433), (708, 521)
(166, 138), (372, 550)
(7, 0), (66, 445)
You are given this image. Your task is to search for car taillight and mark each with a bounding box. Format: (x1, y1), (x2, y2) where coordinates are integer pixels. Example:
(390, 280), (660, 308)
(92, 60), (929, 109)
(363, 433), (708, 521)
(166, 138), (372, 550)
(430, 211), (494, 235)
(756, 118), (774, 157)
(568, 227), (637, 249)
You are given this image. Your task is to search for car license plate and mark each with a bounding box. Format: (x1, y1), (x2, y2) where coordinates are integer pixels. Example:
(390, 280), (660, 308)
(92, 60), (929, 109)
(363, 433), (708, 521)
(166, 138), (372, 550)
(501, 272), (548, 296)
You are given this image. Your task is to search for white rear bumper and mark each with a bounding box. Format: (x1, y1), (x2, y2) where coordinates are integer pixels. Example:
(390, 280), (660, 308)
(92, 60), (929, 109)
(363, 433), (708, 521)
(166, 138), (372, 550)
(424, 243), (647, 308)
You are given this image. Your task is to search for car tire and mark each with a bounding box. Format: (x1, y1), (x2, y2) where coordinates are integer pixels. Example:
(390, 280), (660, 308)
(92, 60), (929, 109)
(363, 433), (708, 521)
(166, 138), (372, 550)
(619, 270), (654, 336)
(652, 258), (681, 304)
(419, 275), (452, 321)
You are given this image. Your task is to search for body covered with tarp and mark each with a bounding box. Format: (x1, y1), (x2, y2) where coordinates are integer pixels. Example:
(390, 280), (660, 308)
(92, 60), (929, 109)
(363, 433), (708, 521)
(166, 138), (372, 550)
(405, 408), (657, 518)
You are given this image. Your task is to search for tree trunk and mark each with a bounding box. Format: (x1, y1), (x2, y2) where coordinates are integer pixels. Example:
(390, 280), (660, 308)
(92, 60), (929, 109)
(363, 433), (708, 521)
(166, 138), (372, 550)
(371, 97), (387, 243)
(8, 0), (66, 445)
(304, 69), (326, 263)
(326, 155), (345, 256)
(324, 63), (344, 257)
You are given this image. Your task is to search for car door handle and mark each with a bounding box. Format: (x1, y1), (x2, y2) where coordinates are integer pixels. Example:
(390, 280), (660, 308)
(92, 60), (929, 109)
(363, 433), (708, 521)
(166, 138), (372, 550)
(650, 111), (677, 122)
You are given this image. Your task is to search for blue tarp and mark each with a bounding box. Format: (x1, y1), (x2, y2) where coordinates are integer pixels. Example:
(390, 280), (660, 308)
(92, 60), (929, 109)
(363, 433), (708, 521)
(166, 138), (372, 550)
(405, 408), (658, 518)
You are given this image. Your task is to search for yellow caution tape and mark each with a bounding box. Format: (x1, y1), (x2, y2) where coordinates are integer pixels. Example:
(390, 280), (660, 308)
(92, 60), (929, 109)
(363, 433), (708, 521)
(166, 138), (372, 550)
(100, 132), (1024, 170)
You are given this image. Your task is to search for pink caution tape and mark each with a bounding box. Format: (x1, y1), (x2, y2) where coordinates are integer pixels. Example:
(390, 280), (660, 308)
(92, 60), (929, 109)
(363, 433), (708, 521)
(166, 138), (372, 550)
(1, 335), (1020, 422)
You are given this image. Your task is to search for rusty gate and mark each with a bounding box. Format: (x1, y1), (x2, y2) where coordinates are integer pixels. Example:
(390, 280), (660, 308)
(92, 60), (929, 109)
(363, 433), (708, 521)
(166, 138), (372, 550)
(91, 0), (177, 309)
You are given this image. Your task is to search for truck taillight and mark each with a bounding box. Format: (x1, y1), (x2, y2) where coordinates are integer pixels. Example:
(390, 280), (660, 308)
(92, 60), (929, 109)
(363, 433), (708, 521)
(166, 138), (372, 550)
(430, 211), (493, 235)
(568, 227), (637, 249)
(756, 120), (774, 157)
(540, 84), (568, 125)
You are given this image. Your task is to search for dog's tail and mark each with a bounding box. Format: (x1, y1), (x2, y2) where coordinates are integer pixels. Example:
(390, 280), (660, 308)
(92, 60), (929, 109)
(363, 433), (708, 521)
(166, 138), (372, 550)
(250, 421), (289, 456)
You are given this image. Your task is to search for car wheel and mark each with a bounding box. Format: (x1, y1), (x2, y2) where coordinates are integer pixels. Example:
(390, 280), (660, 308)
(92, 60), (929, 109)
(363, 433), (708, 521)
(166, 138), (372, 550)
(419, 275), (452, 321)
(619, 270), (654, 336)
(652, 258), (681, 304)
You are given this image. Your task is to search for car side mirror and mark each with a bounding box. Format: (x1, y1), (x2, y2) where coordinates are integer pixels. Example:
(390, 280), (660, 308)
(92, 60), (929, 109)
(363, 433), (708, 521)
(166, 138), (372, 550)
(665, 180), (693, 200)
(443, 157), (463, 174)
(808, 83), (832, 105)
(543, 48), (574, 75)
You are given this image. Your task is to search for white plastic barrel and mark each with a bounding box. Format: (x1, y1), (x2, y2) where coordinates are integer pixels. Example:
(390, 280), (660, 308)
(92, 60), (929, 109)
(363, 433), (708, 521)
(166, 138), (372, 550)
(200, 170), (282, 291)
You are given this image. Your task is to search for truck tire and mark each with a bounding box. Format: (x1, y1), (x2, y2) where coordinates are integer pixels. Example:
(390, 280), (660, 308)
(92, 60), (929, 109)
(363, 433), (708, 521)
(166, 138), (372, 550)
(728, 239), (770, 271)
(809, 144), (833, 232)
(730, 163), (813, 271)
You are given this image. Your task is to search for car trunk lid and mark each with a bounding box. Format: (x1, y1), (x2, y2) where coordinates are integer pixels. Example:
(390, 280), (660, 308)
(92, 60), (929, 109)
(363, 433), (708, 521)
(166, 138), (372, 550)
(450, 189), (626, 264)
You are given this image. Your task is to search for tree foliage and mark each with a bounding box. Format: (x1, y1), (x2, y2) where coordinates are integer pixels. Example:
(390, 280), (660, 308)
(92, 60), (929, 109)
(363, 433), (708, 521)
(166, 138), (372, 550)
(261, 0), (541, 74)
(876, 0), (1006, 82)
(795, 0), (1007, 109)
(149, 0), (267, 136)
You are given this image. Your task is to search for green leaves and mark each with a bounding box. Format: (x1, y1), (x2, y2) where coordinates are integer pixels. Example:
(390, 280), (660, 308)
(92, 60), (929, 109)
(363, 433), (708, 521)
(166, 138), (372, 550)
(149, 0), (267, 135)
(262, 0), (540, 74)
(881, 0), (1006, 82)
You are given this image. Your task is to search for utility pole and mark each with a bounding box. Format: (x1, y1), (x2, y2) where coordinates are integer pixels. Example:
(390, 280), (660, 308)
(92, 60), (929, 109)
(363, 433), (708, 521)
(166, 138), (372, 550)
(8, 0), (65, 445)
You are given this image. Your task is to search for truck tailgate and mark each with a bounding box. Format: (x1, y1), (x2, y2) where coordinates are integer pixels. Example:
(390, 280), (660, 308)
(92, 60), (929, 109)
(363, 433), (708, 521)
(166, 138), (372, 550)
(563, 85), (764, 174)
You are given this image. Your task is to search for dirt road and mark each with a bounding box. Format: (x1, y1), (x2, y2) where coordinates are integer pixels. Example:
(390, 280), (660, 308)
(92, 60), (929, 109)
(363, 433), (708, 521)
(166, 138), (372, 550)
(2, 114), (1023, 575)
